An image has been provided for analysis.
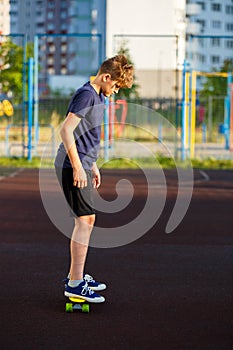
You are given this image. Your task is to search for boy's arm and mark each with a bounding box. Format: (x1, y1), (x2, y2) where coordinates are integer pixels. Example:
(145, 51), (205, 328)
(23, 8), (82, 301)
(60, 112), (87, 188)
(92, 162), (101, 189)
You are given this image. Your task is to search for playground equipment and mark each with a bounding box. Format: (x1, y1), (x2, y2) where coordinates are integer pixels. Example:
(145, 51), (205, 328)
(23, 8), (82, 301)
(181, 60), (233, 160)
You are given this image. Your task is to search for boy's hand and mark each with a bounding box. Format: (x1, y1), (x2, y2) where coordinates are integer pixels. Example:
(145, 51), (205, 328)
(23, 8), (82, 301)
(92, 163), (101, 189)
(73, 166), (87, 188)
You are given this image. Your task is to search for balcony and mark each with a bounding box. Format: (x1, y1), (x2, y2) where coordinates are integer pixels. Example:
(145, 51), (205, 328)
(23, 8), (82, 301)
(186, 22), (201, 35)
(186, 3), (201, 16)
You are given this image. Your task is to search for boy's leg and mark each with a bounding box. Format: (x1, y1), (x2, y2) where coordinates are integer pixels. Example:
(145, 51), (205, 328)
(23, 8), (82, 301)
(69, 214), (95, 281)
(64, 213), (105, 302)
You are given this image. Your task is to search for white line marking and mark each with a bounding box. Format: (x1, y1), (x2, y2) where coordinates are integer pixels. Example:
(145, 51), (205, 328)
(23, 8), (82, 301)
(9, 168), (24, 178)
(199, 170), (210, 181)
(0, 168), (24, 181)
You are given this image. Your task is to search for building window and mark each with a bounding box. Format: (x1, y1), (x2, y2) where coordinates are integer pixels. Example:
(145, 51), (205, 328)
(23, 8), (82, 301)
(48, 1), (54, 9)
(48, 57), (54, 65)
(225, 40), (233, 49)
(197, 54), (206, 63)
(61, 23), (67, 30)
(212, 20), (221, 29)
(211, 3), (221, 11)
(198, 38), (204, 47)
(196, 19), (206, 28)
(49, 44), (55, 53)
(226, 5), (233, 14)
(47, 23), (54, 30)
(60, 12), (67, 19)
(226, 23), (233, 31)
(39, 44), (46, 52)
(61, 67), (67, 75)
(61, 44), (67, 52)
(9, 11), (18, 16)
(61, 1), (66, 9)
(48, 67), (55, 75)
(60, 0), (67, 9)
(92, 9), (97, 24)
(197, 2), (205, 10)
(200, 55), (206, 63)
(211, 56), (220, 64)
(211, 38), (221, 47)
(48, 11), (54, 19)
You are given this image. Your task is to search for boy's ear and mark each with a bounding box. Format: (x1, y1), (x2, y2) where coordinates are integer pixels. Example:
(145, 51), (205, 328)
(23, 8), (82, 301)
(103, 73), (111, 82)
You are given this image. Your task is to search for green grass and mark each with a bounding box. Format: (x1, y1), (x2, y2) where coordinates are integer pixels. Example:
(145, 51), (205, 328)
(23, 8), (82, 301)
(0, 157), (42, 168)
(97, 157), (177, 169)
(0, 156), (232, 177)
(98, 157), (233, 170)
(191, 157), (233, 170)
(0, 157), (53, 176)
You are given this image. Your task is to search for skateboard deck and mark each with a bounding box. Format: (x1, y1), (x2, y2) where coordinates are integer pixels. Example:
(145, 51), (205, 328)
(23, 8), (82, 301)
(65, 297), (90, 313)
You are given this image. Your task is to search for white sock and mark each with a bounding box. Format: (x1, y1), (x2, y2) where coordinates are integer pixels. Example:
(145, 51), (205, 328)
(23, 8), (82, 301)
(68, 279), (83, 288)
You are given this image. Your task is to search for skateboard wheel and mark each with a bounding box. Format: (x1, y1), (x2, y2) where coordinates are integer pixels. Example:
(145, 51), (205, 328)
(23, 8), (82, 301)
(82, 304), (90, 313)
(66, 303), (73, 313)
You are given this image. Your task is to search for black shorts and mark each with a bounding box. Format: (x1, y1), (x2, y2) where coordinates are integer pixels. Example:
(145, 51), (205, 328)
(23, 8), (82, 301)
(55, 167), (95, 217)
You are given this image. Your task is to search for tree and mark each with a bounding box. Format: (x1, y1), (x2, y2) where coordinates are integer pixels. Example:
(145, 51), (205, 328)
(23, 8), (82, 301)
(0, 39), (33, 103)
(200, 59), (233, 98)
(116, 40), (140, 100)
(199, 59), (233, 129)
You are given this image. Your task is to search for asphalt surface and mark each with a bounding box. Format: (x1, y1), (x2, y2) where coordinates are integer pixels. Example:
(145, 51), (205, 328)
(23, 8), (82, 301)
(0, 168), (232, 350)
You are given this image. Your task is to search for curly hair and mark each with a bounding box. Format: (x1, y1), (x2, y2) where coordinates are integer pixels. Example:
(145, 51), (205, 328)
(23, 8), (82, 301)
(99, 54), (134, 88)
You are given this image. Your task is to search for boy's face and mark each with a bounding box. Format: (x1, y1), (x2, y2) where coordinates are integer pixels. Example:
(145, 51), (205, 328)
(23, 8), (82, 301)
(101, 75), (121, 97)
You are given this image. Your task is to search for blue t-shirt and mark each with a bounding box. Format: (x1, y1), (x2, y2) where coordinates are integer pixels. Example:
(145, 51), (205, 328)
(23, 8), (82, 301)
(55, 82), (105, 170)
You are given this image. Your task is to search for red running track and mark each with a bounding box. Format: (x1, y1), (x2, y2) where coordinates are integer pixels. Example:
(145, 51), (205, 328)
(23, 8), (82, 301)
(0, 168), (232, 350)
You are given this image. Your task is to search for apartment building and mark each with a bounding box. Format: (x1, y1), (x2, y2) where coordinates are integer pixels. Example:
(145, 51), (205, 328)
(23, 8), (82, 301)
(0, 0), (10, 35)
(186, 0), (233, 71)
(9, 0), (106, 93)
(6, 0), (232, 97)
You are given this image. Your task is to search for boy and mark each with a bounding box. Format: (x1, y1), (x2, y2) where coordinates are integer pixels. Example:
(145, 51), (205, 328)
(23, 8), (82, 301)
(55, 55), (134, 303)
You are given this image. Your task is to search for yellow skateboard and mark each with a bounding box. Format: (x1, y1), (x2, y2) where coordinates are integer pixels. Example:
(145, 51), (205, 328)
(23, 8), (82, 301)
(65, 297), (90, 313)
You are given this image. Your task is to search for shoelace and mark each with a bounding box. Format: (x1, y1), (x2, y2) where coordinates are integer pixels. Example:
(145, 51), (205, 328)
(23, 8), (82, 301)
(84, 274), (95, 283)
(81, 281), (95, 296)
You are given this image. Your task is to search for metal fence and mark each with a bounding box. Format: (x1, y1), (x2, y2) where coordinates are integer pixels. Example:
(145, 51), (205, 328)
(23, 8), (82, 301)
(0, 94), (231, 159)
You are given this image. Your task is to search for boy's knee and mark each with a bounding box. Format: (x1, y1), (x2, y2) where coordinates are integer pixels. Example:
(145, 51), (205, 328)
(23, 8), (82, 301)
(86, 214), (95, 226)
(76, 214), (95, 227)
